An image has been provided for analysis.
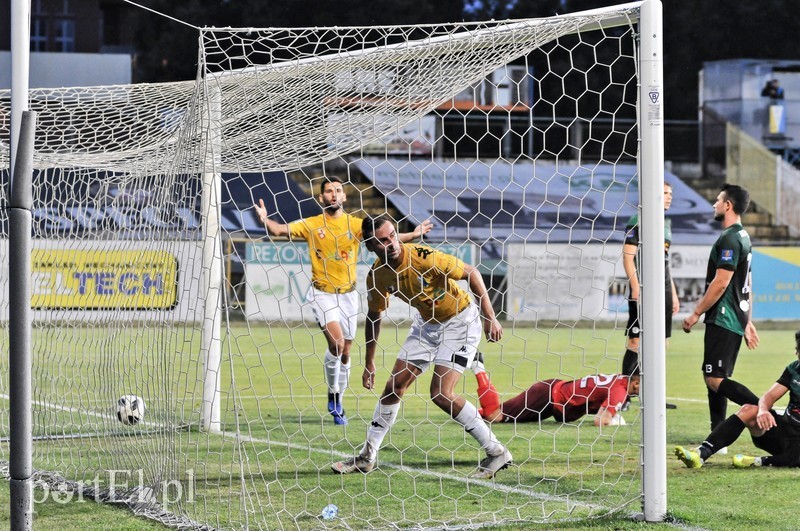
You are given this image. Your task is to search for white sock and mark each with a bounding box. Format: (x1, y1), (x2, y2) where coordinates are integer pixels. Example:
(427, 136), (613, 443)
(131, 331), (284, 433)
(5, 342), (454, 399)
(362, 402), (400, 461)
(323, 350), (340, 394)
(755, 457), (763, 467)
(454, 401), (504, 455)
(471, 352), (486, 375)
(338, 361), (351, 400)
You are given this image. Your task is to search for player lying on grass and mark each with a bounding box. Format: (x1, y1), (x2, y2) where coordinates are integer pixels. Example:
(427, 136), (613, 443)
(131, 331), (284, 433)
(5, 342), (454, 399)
(473, 357), (640, 427)
(331, 216), (511, 479)
(675, 330), (800, 469)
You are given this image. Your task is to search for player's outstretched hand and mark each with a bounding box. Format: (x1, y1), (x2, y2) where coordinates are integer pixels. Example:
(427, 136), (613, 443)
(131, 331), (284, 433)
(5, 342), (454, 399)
(484, 317), (503, 343)
(253, 199), (269, 226)
(414, 219), (433, 239)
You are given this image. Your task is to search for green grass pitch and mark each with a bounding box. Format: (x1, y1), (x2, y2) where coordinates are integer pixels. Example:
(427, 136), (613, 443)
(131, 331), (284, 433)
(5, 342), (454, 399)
(1, 323), (799, 530)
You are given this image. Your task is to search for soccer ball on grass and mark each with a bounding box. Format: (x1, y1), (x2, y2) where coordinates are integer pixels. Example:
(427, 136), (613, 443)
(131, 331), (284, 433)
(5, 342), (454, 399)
(117, 395), (146, 425)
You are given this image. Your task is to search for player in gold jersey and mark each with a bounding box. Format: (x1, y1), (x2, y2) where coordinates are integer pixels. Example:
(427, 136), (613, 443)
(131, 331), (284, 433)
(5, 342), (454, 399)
(331, 216), (512, 479)
(254, 178), (431, 425)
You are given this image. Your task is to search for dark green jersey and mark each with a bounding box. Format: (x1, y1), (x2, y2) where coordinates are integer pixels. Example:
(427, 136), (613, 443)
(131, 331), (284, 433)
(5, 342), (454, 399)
(703, 223), (752, 335)
(776, 360), (800, 434)
(624, 214), (673, 290)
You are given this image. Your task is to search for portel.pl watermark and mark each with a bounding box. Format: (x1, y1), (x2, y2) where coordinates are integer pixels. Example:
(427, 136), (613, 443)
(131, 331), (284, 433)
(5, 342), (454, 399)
(32, 468), (195, 506)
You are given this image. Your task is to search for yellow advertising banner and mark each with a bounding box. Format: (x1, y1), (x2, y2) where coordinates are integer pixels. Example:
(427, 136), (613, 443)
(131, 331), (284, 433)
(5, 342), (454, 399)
(31, 249), (178, 309)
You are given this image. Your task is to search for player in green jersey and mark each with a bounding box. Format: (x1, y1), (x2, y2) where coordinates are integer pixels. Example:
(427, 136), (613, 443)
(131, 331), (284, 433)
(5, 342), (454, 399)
(676, 330), (800, 469)
(682, 184), (760, 433)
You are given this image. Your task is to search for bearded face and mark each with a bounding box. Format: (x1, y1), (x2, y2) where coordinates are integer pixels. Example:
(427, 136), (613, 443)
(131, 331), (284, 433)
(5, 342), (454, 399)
(713, 192), (728, 222)
(367, 221), (402, 263)
(320, 182), (345, 213)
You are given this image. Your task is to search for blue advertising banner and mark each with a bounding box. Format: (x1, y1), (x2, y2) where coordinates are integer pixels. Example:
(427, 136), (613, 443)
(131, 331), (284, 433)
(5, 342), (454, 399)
(752, 248), (800, 320)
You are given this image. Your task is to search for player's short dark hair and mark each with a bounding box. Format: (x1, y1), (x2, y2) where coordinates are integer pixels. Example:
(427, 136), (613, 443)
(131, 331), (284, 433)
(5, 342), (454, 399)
(794, 330), (800, 352)
(361, 215), (394, 244)
(319, 176), (344, 195)
(720, 184), (750, 215)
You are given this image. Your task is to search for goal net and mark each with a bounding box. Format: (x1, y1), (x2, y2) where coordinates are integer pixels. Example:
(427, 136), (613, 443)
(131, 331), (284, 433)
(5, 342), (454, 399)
(0, 1), (665, 528)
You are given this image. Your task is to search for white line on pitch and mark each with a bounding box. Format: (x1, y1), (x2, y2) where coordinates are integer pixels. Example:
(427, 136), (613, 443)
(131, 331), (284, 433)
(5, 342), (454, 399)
(232, 392), (518, 400)
(0, 391), (709, 407)
(0, 393), (165, 431)
(665, 397), (708, 404)
(2, 394), (633, 515)
(223, 430), (609, 511)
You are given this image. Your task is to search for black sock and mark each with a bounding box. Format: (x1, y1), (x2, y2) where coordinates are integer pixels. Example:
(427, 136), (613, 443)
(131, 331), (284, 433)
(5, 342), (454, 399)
(717, 378), (759, 406)
(760, 446), (800, 467)
(708, 389), (728, 430)
(699, 414), (745, 460)
(622, 349), (639, 376)
(751, 434), (772, 466)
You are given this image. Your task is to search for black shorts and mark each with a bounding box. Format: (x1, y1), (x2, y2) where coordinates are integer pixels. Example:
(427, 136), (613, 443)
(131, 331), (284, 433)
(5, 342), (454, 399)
(625, 295), (673, 340)
(702, 323), (743, 378)
(752, 411), (791, 455)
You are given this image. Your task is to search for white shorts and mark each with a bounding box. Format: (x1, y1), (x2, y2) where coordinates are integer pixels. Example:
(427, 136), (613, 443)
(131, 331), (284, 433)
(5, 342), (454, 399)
(398, 303), (481, 373)
(305, 287), (359, 341)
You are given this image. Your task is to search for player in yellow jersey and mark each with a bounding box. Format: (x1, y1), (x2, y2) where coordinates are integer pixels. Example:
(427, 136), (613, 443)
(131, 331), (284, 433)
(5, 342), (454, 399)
(331, 216), (512, 479)
(254, 177), (431, 425)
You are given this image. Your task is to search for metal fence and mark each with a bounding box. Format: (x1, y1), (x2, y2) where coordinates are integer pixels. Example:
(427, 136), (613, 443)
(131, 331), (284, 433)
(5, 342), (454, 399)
(725, 121), (800, 238)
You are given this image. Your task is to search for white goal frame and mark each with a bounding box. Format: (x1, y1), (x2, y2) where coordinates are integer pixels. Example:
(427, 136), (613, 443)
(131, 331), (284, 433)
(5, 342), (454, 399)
(636, 0), (667, 520)
(5, 0), (667, 526)
(196, 0), (667, 520)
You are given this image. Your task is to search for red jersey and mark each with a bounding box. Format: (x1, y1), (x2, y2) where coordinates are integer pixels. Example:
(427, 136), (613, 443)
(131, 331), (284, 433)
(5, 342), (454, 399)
(552, 374), (629, 418)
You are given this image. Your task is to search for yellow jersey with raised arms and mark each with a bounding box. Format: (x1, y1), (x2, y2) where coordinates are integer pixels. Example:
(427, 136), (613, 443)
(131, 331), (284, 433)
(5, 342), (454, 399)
(288, 213), (363, 293)
(367, 243), (472, 323)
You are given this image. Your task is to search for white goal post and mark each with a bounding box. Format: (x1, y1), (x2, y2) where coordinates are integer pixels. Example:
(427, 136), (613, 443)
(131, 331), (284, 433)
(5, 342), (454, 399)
(1, 1), (666, 527)
(637, 0), (667, 520)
